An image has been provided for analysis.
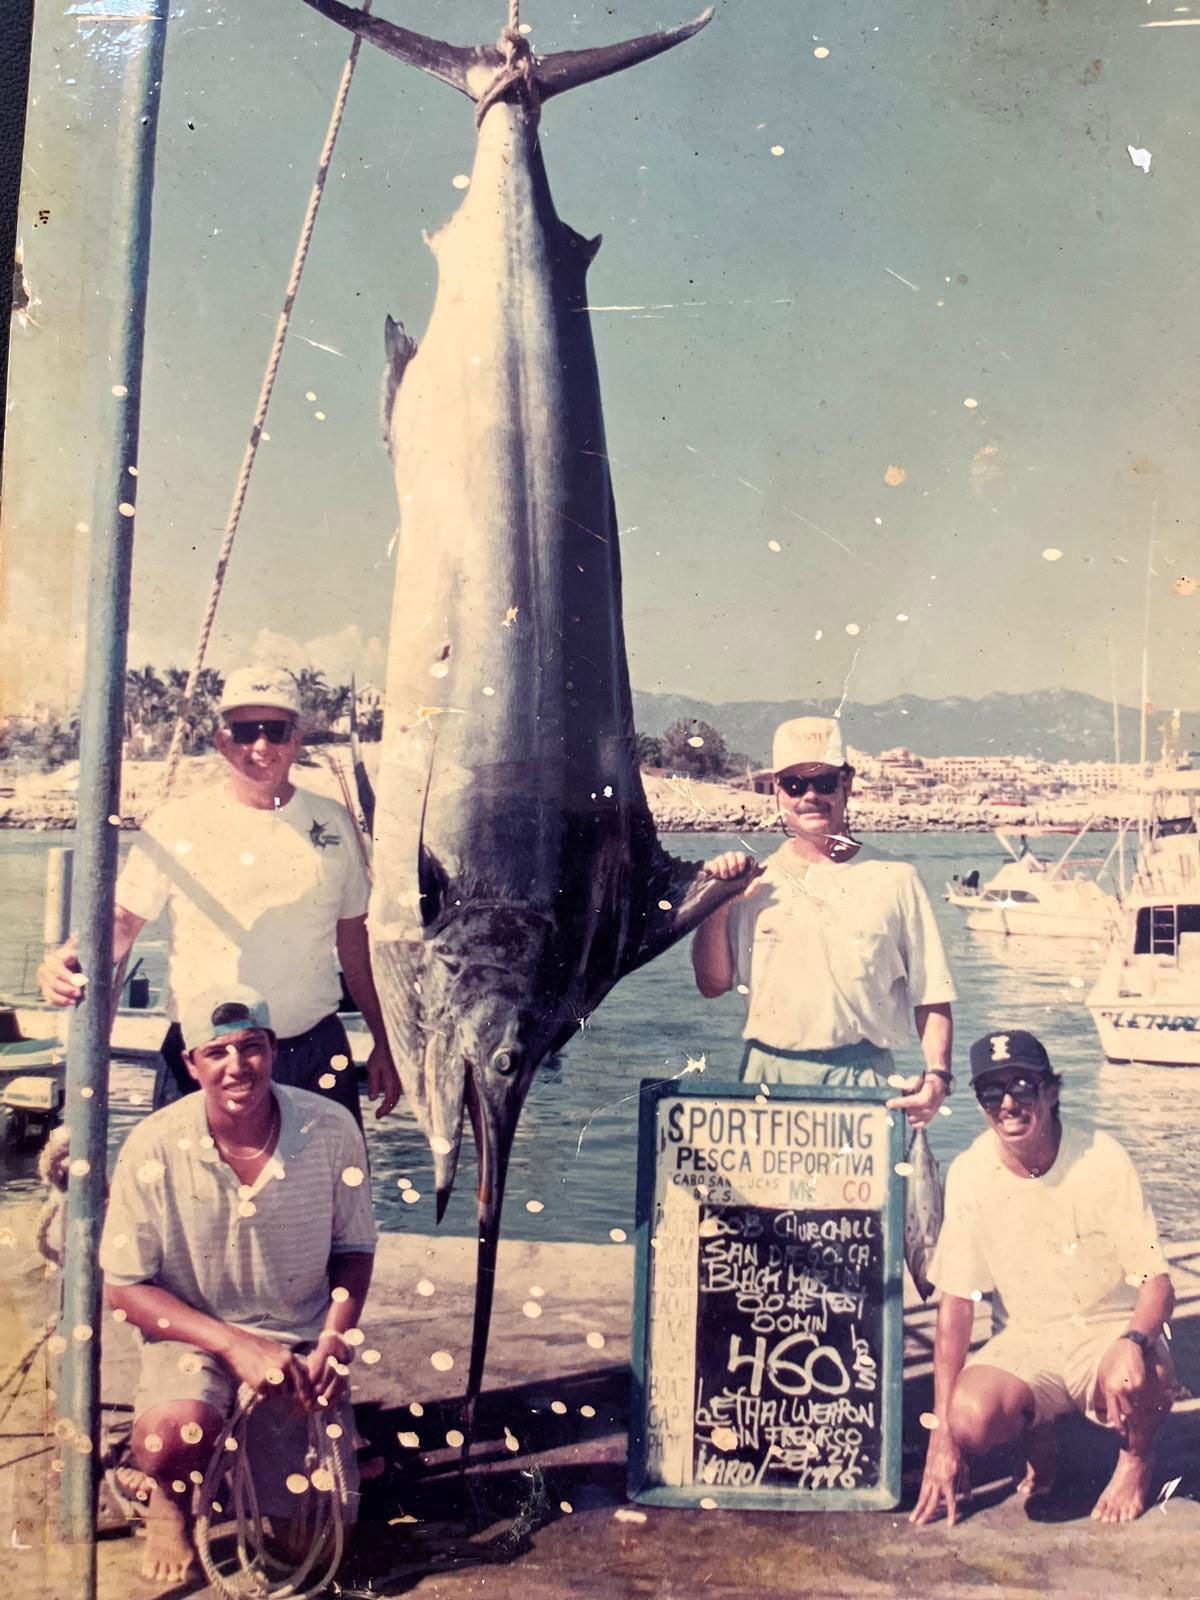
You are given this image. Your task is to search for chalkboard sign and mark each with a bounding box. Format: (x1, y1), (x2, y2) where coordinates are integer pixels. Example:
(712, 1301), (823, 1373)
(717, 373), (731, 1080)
(628, 1080), (904, 1511)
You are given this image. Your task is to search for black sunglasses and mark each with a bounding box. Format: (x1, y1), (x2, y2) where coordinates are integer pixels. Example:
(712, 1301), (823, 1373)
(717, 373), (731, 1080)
(225, 718), (295, 746)
(975, 1074), (1043, 1112)
(778, 772), (843, 799)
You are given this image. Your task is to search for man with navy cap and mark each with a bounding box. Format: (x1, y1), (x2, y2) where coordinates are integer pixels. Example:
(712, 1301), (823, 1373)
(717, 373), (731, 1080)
(39, 665), (401, 1124)
(912, 1029), (1176, 1526)
(99, 984), (375, 1583)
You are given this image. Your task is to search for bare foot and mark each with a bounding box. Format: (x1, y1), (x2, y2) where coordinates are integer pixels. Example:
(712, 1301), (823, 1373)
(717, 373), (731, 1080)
(1091, 1450), (1155, 1524)
(1016, 1421), (1057, 1499)
(140, 1484), (198, 1583)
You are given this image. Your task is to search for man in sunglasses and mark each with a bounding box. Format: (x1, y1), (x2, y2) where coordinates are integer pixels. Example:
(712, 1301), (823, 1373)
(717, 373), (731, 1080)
(39, 665), (401, 1127)
(692, 715), (954, 1126)
(912, 1029), (1175, 1527)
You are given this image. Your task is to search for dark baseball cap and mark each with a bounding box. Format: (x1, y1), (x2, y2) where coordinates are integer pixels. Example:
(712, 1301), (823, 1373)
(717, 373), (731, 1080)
(969, 1029), (1053, 1084)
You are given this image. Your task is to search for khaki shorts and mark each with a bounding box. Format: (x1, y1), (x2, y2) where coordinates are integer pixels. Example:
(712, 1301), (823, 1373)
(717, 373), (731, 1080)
(134, 1339), (359, 1521)
(966, 1318), (1172, 1427)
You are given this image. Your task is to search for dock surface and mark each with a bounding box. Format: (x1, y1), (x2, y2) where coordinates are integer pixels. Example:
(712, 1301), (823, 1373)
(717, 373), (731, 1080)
(2, 1206), (1198, 1599)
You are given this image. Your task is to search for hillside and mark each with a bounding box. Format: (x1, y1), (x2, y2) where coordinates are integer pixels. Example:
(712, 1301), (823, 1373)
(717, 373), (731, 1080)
(631, 689), (1200, 767)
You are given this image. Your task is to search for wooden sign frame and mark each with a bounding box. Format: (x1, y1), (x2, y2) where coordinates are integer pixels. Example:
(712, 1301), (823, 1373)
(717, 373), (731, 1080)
(628, 1078), (905, 1512)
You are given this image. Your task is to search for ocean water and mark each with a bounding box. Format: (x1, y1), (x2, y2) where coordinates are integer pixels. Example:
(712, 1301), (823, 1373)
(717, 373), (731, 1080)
(2, 827), (1197, 1242)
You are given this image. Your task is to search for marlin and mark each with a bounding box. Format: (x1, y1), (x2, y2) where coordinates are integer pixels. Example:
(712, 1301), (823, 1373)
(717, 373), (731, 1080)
(299, 0), (736, 1425)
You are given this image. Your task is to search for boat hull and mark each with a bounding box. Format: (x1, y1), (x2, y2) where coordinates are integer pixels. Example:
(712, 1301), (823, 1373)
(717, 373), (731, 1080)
(1088, 1001), (1200, 1066)
(963, 905), (1115, 939)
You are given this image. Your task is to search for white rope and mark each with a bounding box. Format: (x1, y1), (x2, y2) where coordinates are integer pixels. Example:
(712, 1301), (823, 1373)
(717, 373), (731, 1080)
(162, 1), (374, 795)
(194, 1386), (349, 1600)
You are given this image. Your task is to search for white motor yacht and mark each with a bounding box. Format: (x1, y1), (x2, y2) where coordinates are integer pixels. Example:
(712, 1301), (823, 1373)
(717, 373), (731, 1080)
(945, 827), (1119, 939)
(1088, 772), (1200, 1065)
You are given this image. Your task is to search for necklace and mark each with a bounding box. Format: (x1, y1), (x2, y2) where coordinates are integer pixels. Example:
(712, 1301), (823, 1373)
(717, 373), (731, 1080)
(213, 1099), (279, 1163)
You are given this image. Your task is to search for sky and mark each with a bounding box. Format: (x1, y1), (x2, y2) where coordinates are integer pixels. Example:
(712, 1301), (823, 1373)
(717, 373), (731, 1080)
(4, 0), (1200, 718)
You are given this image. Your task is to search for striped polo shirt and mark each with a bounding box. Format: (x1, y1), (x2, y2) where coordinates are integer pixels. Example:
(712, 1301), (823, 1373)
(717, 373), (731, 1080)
(100, 1084), (377, 1345)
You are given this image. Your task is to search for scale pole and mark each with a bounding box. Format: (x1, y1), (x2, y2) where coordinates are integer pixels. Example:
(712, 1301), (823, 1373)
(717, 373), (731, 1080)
(57, 1), (170, 1578)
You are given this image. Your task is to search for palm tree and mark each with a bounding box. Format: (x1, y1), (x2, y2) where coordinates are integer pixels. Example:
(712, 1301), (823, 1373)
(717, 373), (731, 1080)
(124, 665), (164, 749)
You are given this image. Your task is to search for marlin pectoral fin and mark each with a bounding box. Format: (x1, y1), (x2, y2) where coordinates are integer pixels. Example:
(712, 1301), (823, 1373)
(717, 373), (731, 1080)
(534, 9), (715, 100)
(622, 848), (748, 977)
(297, 0), (488, 95)
(381, 315), (418, 450)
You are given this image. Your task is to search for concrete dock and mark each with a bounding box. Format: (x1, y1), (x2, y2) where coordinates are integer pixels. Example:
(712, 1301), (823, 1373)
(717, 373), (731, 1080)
(2, 1202), (1198, 1599)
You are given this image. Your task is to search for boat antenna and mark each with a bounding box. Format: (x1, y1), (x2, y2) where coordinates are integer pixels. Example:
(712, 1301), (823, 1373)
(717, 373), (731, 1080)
(1137, 497), (1157, 849)
(1108, 633), (1126, 898)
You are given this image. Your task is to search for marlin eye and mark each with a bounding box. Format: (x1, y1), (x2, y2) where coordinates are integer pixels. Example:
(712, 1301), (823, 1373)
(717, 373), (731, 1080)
(492, 1050), (517, 1076)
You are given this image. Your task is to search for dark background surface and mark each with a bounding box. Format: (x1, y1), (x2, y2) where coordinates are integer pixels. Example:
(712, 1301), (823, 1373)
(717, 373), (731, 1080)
(0, 0), (34, 487)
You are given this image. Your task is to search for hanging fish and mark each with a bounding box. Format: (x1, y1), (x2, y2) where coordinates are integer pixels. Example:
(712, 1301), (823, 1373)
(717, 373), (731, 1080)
(904, 1126), (944, 1302)
(297, 0), (732, 1427)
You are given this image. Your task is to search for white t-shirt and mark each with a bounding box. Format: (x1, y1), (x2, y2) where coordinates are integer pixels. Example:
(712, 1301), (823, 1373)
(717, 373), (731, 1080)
(117, 784), (369, 1038)
(725, 843), (956, 1051)
(930, 1124), (1168, 1334)
(100, 1084), (377, 1344)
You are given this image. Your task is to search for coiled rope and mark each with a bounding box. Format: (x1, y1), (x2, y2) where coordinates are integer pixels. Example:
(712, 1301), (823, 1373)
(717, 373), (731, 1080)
(162, 1), (374, 795)
(193, 1386), (349, 1600)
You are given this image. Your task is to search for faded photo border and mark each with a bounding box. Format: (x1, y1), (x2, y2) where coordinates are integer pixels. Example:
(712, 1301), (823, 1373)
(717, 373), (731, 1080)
(3, 2), (1200, 1595)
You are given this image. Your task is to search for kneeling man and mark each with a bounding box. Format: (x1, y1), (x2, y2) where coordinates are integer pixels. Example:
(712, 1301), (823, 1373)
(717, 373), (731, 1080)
(99, 985), (376, 1582)
(912, 1029), (1175, 1527)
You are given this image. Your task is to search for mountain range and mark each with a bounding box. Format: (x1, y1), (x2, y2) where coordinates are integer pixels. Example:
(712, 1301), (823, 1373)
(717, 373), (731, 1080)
(630, 689), (1200, 767)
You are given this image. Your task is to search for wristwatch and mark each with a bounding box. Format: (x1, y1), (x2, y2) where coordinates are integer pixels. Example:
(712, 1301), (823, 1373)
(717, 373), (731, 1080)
(1120, 1329), (1151, 1354)
(925, 1068), (954, 1093)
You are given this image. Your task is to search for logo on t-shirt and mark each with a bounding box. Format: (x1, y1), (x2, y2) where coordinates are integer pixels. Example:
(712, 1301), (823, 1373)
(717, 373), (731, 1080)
(308, 818), (341, 850)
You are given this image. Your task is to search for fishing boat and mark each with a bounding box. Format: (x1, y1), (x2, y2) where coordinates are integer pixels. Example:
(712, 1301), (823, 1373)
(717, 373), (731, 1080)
(1088, 771), (1200, 1066)
(945, 827), (1120, 939)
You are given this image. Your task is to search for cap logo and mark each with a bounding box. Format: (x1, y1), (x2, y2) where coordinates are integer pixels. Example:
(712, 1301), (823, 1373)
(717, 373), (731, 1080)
(990, 1034), (1011, 1062)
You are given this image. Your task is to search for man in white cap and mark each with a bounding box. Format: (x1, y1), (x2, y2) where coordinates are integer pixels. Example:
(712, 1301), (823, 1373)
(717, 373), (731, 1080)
(39, 666), (401, 1124)
(692, 715), (954, 1124)
(99, 984), (375, 1583)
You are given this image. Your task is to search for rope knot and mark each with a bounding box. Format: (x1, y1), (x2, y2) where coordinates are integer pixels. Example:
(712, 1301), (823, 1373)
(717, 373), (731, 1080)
(475, 27), (540, 127)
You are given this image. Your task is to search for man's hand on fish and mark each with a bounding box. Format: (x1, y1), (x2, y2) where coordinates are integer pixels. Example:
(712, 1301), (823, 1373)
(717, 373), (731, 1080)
(366, 1041), (402, 1120)
(38, 935), (86, 1006)
(886, 1071), (947, 1129)
(910, 1428), (969, 1526)
(703, 851), (763, 882)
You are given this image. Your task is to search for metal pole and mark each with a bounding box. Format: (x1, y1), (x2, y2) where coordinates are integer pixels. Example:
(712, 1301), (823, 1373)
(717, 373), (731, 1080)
(43, 847), (74, 948)
(58, 2), (170, 1573)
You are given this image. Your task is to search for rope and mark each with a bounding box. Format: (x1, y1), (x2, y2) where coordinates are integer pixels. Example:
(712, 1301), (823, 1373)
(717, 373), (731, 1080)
(475, 10), (539, 128)
(162, 1), (374, 795)
(194, 1385), (349, 1600)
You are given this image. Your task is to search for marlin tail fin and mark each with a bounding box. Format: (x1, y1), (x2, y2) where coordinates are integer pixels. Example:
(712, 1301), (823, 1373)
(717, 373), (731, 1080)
(299, 1), (714, 103)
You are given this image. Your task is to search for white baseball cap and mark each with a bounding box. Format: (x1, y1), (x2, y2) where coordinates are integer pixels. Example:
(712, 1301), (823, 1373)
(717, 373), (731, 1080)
(772, 716), (847, 773)
(217, 666), (302, 717)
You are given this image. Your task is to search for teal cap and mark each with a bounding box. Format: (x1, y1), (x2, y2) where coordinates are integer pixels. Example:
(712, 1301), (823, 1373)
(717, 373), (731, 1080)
(180, 985), (273, 1051)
